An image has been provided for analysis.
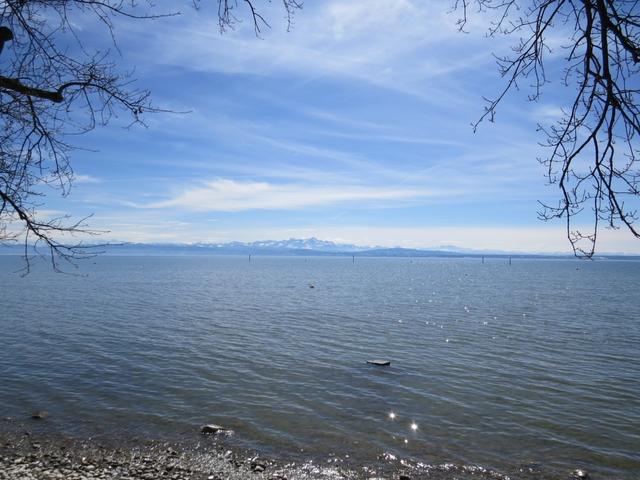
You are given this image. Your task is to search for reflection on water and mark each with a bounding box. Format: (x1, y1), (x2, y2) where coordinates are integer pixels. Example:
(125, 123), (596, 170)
(0, 255), (639, 479)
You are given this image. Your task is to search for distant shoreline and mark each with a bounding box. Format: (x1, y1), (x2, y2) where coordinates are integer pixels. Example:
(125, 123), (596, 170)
(1, 237), (639, 258)
(1, 249), (639, 260)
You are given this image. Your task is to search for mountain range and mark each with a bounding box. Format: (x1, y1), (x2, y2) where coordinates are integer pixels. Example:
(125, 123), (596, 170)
(100, 237), (500, 257)
(1, 237), (637, 259)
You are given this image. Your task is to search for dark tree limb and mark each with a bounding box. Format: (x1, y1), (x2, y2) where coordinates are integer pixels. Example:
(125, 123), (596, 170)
(456, 0), (640, 257)
(0, 76), (64, 102)
(0, 1), (303, 271)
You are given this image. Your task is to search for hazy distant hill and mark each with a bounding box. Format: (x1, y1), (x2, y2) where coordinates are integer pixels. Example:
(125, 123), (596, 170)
(100, 243), (489, 257)
(206, 237), (372, 252)
(96, 238), (374, 256)
(1, 237), (637, 259)
(1, 237), (460, 257)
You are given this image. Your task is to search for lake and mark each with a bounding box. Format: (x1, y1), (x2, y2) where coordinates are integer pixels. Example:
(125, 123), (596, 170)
(0, 255), (638, 479)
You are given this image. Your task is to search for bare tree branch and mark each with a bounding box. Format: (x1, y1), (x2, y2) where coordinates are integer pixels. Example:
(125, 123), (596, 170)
(0, 0), (303, 271)
(455, 0), (640, 257)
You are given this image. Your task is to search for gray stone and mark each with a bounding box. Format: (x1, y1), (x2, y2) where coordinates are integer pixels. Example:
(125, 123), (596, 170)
(201, 424), (226, 435)
(366, 360), (391, 366)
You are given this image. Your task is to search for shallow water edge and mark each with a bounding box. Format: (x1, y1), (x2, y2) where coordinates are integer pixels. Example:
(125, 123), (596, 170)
(0, 419), (590, 480)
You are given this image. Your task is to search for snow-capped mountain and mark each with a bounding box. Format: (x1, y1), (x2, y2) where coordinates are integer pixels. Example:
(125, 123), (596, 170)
(229, 237), (371, 252)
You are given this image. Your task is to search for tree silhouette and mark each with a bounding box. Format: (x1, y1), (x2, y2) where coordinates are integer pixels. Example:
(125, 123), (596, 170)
(0, 1), (301, 271)
(456, 0), (640, 256)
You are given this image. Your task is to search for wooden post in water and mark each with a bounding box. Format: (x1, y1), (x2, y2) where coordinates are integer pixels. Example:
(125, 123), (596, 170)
(352, 255), (355, 263)
(508, 256), (512, 266)
(249, 254), (251, 262)
(482, 255), (484, 264)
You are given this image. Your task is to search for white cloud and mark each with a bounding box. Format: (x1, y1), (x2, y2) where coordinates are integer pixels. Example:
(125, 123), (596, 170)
(130, 0), (495, 103)
(531, 105), (566, 122)
(73, 174), (101, 184)
(145, 178), (443, 212)
(34, 209), (66, 219)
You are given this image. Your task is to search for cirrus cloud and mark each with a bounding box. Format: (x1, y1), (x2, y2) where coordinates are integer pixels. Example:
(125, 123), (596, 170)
(146, 178), (446, 212)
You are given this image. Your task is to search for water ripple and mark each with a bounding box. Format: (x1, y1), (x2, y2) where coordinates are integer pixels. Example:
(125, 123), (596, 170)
(1, 256), (639, 479)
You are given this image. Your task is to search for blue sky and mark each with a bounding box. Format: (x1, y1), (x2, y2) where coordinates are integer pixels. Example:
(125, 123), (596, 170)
(37, 0), (640, 253)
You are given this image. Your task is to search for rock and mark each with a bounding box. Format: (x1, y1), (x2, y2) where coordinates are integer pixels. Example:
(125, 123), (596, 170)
(31, 411), (48, 420)
(366, 360), (391, 366)
(572, 469), (589, 479)
(166, 447), (178, 456)
(399, 475), (412, 480)
(200, 424), (226, 435)
(519, 462), (542, 474)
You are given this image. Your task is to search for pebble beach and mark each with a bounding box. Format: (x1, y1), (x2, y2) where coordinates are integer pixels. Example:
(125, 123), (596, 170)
(0, 427), (345, 480)
(0, 421), (538, 480)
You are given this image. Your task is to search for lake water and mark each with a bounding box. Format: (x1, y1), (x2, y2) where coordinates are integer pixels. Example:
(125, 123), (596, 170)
(1, 255), (639, 478)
